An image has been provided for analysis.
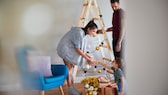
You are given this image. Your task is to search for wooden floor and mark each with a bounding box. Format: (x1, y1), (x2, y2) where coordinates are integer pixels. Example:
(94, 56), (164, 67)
(45, 83), (85, 95)
(31, 83), (102, 95)
(37, 83), (115, 95)
(0, 83), (92, 95)
(0, 83), (117, 95)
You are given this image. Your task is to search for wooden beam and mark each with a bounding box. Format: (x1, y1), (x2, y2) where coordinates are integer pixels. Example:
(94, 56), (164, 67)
(103, 57), (113, 62)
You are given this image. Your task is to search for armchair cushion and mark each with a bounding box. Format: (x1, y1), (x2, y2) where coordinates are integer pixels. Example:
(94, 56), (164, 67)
(27, 55), (53, 77)
(44, 75), (64, 83)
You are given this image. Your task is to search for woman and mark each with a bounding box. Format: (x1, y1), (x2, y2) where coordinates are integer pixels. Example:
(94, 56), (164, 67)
(57, 20), (98, 95)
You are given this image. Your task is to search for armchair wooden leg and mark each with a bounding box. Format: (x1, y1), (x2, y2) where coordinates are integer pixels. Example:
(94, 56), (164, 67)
(59, 86), (64, 95)
(40, 90), (45, 95)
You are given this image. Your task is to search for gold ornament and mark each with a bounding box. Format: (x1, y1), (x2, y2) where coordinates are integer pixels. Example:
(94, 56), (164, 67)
(95, 46), (99, 50)
(81, 77), (100, 88)
(97, 69), (102, 73)
(87, 88), (91, 91)
(88, 91), (93, 95)
(94, 87), (98, 91)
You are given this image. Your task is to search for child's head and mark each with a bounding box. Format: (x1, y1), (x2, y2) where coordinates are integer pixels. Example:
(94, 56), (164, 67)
(110, 0), (119, 3)
(83, 20), (98, 37)
(110, 0), (120, 11)
(112, 58), (122, 69)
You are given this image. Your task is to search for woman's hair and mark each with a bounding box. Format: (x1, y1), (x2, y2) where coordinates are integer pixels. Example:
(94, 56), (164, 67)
(83, 20), (98, 33)
(110, 0), (119, 3)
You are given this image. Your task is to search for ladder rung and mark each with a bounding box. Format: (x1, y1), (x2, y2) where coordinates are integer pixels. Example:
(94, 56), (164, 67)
(83, 3), (95, 6)
(106, 70), (114, 74)
(92, 17), (100, 20)
(80, 18), (85, 20)
(99, 45), (107, 48)
(83, 4), (88, 6)
(80, 17), (100, 20)
(103, 57), (112, 62)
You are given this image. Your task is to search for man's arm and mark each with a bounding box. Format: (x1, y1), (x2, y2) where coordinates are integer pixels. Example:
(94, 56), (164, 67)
(106, 27), (113, 32)
(116, 11), (125, 52)
(118, 15), (125, 44)
(96, 27), (113, 34)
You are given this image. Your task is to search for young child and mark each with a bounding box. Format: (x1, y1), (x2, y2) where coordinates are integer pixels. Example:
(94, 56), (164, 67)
(97, 58), (126, 95)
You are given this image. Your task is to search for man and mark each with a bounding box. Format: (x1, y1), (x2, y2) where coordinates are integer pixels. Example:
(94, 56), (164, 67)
(108, 0), (125, 59)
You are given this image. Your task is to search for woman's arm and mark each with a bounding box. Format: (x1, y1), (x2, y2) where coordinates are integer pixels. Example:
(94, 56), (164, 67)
(85, 53), (91, 58)
(75, 48), (95, 65)
(97, 61), (112, 70)
(75, 48), (90, 60)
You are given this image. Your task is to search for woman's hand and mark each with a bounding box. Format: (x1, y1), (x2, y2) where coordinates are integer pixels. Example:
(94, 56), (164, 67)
(86, 58), (97, 66)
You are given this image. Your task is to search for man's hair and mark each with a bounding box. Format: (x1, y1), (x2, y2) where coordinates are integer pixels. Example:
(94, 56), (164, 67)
(110, 0), (119, 3)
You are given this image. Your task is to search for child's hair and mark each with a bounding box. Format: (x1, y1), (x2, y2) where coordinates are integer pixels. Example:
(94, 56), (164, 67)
(83, 20), (98, 33)
(113, 57), (122, 69)
(110, 0), (119, 3)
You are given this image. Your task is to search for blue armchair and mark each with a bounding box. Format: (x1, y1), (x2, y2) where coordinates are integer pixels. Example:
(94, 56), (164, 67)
(16, 46), (68, 95)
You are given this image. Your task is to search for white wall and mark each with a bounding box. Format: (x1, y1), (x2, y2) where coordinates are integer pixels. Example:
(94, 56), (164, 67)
(1, 0), (168, 95)
(125, 0), (168, 95)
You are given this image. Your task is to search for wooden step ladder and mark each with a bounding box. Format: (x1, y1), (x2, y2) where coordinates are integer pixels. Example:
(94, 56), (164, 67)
(73, 0), (114, 79)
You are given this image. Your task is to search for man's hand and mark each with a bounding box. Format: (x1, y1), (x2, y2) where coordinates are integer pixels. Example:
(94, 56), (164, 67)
(115, 42), (121, 52)
(106, 27), (113, 32)
(97, 29), (103, 34)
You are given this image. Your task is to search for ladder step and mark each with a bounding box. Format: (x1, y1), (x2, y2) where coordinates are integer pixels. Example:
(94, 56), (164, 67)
(83, 3), (95, 6)
(99, 45), (107, 48)
(106, 70), (114, 74)
(103, 57), (112, 62)
(80, 18), (85, 20)
(80, 17), (100, 20)
(83, 4), (88, 6)
(92, 17), (100, 20)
